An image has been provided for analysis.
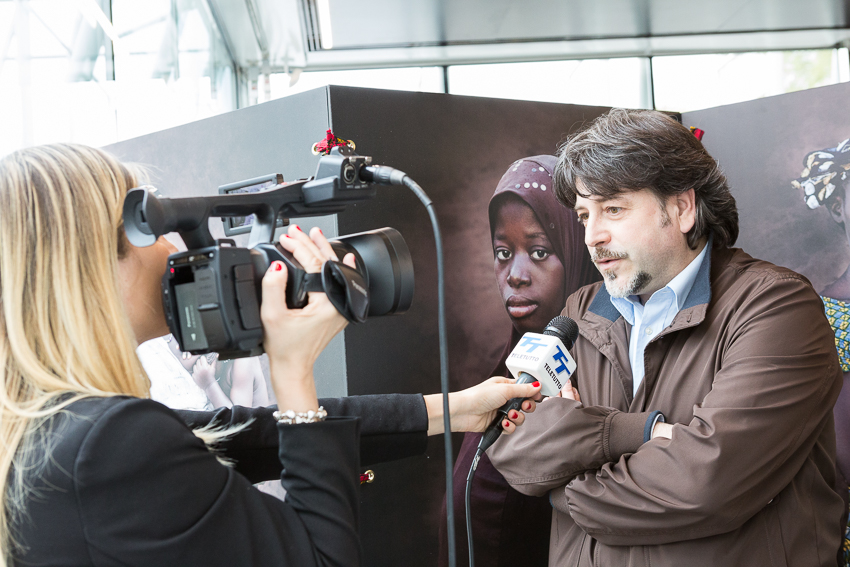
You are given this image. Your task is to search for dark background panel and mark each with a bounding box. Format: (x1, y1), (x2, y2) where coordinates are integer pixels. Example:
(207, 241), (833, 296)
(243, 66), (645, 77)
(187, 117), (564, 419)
(328, 86), (610, 566)
(107, 88), (330, 202)
(682, 81), (850, 292)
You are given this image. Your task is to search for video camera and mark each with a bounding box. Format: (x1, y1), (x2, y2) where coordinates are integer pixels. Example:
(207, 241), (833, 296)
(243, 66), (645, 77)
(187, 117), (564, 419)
(122, 148), (414, 359)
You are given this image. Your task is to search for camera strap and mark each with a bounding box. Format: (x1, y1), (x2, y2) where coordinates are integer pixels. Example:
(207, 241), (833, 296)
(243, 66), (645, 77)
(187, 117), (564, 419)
(302, 273), (325, 293)
(300, 262), (370, 324)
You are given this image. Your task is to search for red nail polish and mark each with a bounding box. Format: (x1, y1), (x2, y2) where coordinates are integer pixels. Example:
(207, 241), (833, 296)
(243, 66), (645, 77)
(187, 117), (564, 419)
(509, 411), (518, 419)
(318, 228), (323, 234)
(294, 225), (302, 232)
(532, 381), (540, 388)
(503, 420), (510, 428)
(274, 262), (283, 271)
(283, 234), (291, 238)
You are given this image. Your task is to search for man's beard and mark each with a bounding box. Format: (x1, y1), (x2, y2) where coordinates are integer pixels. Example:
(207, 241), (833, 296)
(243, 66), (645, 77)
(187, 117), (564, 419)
(604, 270), (652, 298)
(591, 247), (653, 298)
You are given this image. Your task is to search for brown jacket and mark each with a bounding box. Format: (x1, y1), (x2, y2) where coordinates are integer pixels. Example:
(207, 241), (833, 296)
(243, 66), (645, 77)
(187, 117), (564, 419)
(489, 247), (844, 566)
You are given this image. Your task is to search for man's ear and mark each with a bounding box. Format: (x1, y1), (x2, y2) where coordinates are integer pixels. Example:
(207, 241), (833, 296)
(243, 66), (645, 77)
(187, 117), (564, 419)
(828, 193), (846, 226)
(673, 188), (697, 234)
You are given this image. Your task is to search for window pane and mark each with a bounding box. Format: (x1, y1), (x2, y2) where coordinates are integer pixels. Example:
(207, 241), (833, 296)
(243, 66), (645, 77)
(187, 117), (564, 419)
(0, 0), (237, 157)
(111, 0), (236, 141)
(0, 0), (114, 155)
(112, 0), (171, 81)
(653, 49), (849, 112)
(268, 67), (445, 101)
(447, 59), (652, 109)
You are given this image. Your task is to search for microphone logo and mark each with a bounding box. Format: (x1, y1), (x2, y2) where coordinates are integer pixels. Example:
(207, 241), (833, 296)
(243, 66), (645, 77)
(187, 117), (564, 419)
(543, 362), (563, 390)
(506, 331), (577, 397)
(552, 345), (573, 376)
(518, 336), (547, 352)
(477, 316), (580, 453)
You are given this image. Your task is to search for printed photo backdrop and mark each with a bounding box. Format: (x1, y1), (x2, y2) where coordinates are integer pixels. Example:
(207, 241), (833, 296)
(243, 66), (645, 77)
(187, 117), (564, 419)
(683, 82), (850, 292)
(683, 82), (850, 522)
(326, 87), (610, 565)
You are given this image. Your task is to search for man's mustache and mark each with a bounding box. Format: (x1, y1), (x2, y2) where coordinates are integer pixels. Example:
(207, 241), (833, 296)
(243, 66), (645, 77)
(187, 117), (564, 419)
(590, 248), (628, 263)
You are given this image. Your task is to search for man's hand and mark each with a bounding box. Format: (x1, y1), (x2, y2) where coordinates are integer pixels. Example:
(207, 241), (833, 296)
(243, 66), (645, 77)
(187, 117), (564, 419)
(652, 422), (673, 440)
(559, 384), (582, 405)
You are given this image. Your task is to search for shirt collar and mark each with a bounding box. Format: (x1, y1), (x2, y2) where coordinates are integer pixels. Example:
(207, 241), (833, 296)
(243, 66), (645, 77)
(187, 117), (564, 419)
(609, 242), (709, 325)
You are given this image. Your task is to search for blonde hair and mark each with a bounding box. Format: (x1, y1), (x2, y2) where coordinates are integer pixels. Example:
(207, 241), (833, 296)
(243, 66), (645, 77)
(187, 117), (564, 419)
(0, 144), (151, 562)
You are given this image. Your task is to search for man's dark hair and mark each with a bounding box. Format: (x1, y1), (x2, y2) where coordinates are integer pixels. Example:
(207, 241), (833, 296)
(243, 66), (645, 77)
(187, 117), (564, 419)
(554, 109), (738, 249)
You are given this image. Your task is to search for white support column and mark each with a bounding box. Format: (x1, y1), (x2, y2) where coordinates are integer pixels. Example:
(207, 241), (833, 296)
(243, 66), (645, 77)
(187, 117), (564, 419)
(16, 0), (33, 148)
(0, 2), (19, 79)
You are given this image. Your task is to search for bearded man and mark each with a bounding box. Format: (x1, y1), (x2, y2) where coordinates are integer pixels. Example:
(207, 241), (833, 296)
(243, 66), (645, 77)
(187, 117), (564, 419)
(489, 109), (845, 567)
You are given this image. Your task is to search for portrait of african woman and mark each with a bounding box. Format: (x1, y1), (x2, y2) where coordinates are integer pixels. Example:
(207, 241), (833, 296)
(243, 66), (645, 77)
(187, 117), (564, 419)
(792, 139), (850, 566)
(438, 155), (600, 567)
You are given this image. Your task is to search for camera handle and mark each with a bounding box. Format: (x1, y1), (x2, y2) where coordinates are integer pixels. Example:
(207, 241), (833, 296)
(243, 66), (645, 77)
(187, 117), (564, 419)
(123, 178), (350, 250)
(124, 148), (375, 251)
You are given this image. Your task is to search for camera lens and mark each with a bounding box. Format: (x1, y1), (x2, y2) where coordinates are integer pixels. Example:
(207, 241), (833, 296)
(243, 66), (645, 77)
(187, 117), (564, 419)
(342, 163), (356, 184)
(331, 228), (414, 317)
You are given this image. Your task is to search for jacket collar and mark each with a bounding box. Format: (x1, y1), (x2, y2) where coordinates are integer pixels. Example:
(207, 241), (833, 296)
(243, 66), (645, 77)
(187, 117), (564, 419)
(681, 242), (712, 311)
(582, 243), (715, 408)
(587, 284), (621, 322)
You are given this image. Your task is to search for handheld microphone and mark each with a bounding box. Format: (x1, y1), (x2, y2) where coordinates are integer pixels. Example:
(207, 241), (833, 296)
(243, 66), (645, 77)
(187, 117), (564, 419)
(464, 316), (580, 567)
(476, 316), (579, 453)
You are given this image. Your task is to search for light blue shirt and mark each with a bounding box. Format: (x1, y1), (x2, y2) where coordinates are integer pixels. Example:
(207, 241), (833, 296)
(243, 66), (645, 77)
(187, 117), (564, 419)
(610, 243), (709, 396)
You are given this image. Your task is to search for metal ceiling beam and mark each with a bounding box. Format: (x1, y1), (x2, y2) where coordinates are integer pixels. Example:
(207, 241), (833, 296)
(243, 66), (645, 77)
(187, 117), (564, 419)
(205, 0), (237, 66)
(301, 28), (850, 71)
(244, 0), (269, 62)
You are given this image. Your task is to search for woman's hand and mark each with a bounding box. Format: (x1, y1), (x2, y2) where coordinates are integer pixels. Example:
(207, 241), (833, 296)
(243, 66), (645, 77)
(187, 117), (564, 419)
(423, 377), (543, 435)
(261, 225), (354, 410)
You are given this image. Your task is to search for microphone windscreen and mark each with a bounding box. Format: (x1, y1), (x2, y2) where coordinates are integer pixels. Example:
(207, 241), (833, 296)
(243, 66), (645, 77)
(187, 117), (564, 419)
(543, 316), (579, 349)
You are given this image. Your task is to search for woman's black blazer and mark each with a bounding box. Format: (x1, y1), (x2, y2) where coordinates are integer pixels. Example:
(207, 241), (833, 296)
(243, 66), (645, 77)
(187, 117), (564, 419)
(11, 394), (428, 566)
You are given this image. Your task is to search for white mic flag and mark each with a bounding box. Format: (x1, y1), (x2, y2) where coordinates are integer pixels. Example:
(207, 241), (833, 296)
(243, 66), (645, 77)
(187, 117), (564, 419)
(505, 332), (576, 397)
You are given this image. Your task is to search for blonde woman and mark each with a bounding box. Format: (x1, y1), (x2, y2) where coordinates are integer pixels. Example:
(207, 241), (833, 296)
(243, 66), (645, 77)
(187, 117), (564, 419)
(0, 144), (540, 566)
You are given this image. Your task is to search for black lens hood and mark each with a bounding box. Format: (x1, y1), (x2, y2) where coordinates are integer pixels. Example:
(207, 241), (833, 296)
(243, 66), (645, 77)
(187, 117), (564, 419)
(301, 261), (370, 323)
(321, 261), (370, 323)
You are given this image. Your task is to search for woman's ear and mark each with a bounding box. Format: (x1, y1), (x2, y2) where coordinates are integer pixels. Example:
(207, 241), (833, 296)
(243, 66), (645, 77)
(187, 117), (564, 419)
(828, 193), (846, 226)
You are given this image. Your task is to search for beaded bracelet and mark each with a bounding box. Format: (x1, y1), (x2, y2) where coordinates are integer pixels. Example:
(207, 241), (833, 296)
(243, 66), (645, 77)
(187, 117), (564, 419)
(273, 406), (328, 425)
